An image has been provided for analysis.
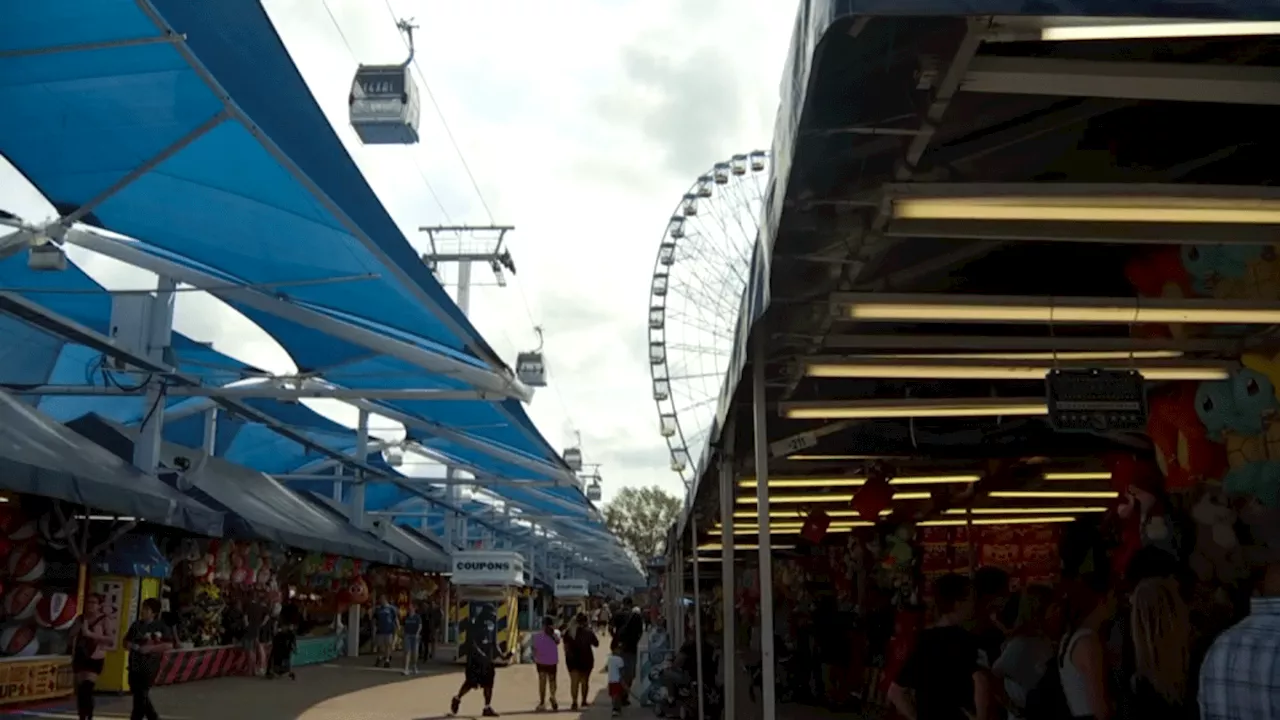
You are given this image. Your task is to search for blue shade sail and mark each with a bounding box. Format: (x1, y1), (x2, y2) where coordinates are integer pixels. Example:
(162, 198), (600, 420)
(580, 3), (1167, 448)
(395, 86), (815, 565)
(0, 0), (504, 370)
(0, 390), (223, 536)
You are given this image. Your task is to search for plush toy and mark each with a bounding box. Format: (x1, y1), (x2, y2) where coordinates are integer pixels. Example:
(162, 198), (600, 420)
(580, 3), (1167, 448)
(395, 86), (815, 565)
(1108, 453), (1177, 562)
(1189, 488), (1247, 584)
(1198, 369), (1280, 474)
(1148, 384), (1227, 490)
(1125, 247), (1197, 338)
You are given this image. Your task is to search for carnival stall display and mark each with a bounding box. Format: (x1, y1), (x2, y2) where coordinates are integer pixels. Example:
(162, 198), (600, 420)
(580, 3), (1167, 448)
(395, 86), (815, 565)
(0, 500), (82, 706)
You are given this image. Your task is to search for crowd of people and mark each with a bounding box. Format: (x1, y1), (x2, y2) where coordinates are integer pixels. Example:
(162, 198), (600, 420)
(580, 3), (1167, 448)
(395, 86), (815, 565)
(449, 595), (647, 718)
(885, 550), (1280, 720)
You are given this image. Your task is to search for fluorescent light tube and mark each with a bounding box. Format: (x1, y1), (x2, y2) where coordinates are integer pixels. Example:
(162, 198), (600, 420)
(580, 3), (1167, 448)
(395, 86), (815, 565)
(805, 360), (1228, 382)
(990, 490), (1119, 499)
(734, 491), (932, 504)
(1041, 21), (1280, 42)
(867, 351), (1182, 361)
(1043, 472), (1111, 481)
(737, 474), (980, 488)
(893, 196), (1280, 224)
(918, 516), (1076, 527)
(842, 297), (1280, 325)
(943, 506), (1107, 515)
(782, 398), (1048, 420)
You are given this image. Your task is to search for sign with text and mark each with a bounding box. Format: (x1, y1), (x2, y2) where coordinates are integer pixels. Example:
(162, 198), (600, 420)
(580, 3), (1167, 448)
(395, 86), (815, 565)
(451, 551), (525, 587)
(554, 578), (590, 598)
(0, 657), (73, 705)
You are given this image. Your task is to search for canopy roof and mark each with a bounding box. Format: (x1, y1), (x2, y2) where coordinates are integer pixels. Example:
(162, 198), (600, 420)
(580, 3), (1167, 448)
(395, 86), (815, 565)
(0, 389), (223, 536)
(0, 0), (637, 584)
(684, 0), (1280, 536)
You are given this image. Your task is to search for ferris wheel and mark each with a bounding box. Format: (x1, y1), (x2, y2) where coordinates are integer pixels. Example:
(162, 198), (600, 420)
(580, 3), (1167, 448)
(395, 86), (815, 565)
(648, 151), (770, 490)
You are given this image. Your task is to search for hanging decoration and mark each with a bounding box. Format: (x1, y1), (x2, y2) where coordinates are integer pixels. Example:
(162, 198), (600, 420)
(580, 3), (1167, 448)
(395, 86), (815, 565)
(1148, 383), (1226, 490)
(852, 462), (894, 522)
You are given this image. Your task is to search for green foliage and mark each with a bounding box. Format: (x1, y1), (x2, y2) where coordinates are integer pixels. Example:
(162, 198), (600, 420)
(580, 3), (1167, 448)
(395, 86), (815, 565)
(603, 485), (683, 561)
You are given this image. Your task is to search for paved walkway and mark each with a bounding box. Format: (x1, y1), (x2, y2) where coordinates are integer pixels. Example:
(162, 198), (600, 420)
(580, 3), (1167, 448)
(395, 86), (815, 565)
(9, 658), (619, 720)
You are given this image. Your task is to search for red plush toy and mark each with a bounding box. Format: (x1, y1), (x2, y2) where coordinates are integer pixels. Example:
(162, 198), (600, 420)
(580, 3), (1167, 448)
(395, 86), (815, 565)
(1147, 384), (1227, 491)
(852, 463), (895, 522)
(1124, 247), (1197, 339)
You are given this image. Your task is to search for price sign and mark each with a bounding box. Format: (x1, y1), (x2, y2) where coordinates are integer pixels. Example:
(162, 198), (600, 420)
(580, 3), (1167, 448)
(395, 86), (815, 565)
(769, 431), (818, 458)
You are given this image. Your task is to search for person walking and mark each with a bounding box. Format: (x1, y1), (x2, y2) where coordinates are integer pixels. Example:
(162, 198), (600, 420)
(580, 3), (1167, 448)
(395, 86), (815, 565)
(243, 592), (267, 677)
(607, 639), (627, 717)
(451, 605), (509, 718)
(615, 598), (645, 706)
(372, 595), (398, 669)
(1199, 563), (1280, 719)
(124, 598), (176, 720)
(564, 611), (599, 710)
(402, 602), (424, 676)
(70, 593), (110, 720)
(533, 615), (562, 712)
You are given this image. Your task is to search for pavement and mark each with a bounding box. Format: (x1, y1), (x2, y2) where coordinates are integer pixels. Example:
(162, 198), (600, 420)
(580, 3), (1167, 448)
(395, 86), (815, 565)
(7, 657), (620, 720)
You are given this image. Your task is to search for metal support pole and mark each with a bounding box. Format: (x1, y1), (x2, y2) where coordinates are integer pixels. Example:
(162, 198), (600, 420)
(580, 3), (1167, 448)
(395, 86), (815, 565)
(133, 276), (176, 475)
(691, 517), (706, 720)
(752, 334), (776, 720)
(445, 258), (472, 550)
(719, 422), (736, 719)
(349, 408), (369, 530)
(201, 408), (217, 455)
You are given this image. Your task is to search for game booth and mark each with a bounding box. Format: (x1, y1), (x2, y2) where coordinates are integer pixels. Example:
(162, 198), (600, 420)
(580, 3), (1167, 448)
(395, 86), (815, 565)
(450, 551), (524, 665)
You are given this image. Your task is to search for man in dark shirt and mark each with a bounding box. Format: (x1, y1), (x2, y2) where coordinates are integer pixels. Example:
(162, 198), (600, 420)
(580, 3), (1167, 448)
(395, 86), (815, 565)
(889, 574), (988, 720)
(125, 597), (177, 720)
(451, 605), (508, 718)
(243, 594), (268, 677)
(615, 597), (645, 704)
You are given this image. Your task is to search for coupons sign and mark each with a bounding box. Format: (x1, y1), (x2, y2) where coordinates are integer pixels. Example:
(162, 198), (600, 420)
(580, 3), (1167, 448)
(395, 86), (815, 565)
(553, 578), (590, 598)
(451, 551), (525, 587)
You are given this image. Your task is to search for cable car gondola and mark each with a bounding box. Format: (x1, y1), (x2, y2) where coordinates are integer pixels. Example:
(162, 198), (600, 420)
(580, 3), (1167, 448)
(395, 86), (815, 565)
(516, 326), (548, 387)
(349, 19), (422, 145)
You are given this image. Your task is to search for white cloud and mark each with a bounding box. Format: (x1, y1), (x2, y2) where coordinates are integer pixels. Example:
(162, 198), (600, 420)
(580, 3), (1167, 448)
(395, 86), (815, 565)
(0, 0), (798, 504)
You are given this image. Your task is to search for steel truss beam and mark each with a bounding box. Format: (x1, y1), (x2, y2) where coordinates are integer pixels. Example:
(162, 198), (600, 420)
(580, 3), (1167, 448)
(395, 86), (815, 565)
(0, 33), (185, 59)
(132, 0), (516, 379)
(10, 384), (489, 400)
(0, 292), (386, 479)
(959, 56), (1280, 105)
(62, 228), (530, 402)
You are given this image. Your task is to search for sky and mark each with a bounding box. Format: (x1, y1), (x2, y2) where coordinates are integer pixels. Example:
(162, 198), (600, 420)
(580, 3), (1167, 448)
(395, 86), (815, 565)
(0, 0), (798, 504)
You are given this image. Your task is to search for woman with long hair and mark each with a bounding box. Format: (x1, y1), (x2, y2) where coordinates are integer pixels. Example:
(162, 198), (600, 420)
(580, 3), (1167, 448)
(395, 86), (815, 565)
(563, 611), (599, 711)
(1059, 574), (1117, 720)
(69, 593), (111, 720)
(993, 585), (1057, 720)
(1127, 578), (1193, 717)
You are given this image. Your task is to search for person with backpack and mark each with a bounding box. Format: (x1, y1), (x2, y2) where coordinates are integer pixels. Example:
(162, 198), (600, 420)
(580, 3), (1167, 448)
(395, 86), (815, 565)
(889, 573), (992, 720)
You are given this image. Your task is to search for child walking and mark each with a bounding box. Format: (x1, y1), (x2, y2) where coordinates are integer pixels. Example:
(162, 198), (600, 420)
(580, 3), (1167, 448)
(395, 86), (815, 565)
(532, 616), (561, 712)
(607, 638), (627, 717)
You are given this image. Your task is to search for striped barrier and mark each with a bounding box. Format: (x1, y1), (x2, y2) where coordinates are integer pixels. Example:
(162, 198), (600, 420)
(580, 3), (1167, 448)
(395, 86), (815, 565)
(152, 646), (247, 686)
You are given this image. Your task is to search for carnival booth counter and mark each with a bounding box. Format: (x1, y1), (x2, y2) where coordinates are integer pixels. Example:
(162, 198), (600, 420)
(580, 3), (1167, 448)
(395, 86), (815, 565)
(450, 551), (524, 665)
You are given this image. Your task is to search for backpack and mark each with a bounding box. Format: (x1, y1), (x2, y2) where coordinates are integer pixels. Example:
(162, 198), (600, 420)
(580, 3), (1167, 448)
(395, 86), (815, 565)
(1023, 636), (1073, 720)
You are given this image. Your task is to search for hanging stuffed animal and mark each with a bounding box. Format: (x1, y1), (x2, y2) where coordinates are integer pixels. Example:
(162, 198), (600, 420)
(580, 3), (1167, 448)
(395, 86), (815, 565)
(1125, 246), (1197, 339)
(1197, 368), (1280, 473)
(1148, 383), (1227, 491)
(1189, 487), (1247, 585)
(1109, 453), (1178, 560)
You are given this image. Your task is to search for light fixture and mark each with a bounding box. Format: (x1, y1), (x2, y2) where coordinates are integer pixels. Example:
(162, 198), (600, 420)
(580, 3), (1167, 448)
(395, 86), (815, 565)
(736, 491), (933, 504)
(698, 544), (795, 552)
(867, 351), (1182, 362)
(838, 293), (1280, 326)
(919, 516), (1076, 527)
(784, 454), (893, 461)
(892, 195), (1280, 225)
(943, 506), (1107, 515)
(718, 522), (875, 535)
(737, 474), (980, 489)
(989, 490), (1119, 499)
(804, 358), (1229, 382)
(732, 509), (892, 519)
(781, 398), (1047, 421)
(1040, 21), (1280, 42)
(1043, 472), (1111, 482)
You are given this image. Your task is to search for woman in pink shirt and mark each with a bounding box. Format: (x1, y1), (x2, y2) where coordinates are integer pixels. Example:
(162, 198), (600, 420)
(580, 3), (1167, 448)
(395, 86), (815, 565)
(533, 616), (561, 711)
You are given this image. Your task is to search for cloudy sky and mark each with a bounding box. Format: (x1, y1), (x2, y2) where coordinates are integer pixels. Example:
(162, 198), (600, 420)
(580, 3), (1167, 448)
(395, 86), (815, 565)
(0, 0), (797, 503)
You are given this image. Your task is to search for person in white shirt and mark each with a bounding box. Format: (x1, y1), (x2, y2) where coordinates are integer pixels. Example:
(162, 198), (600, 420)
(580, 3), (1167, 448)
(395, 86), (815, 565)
(607, 639), (627, 717)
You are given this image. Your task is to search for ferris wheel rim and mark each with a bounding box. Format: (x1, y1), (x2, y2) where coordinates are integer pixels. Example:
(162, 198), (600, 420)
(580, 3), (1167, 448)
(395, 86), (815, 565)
(648, 151), (770, 493)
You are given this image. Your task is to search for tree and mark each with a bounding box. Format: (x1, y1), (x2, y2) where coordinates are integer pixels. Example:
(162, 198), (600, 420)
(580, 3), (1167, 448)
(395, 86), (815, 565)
(603, 485), (684, 562)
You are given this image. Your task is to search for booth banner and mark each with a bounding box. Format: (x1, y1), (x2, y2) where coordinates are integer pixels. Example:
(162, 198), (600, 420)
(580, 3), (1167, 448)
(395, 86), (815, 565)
(451, 552), (524, 587)
(292, 635), (341, 668)
(0, 656), (73, 705)
(553, 579), (589, 598)
(153, 646), (246, 687)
